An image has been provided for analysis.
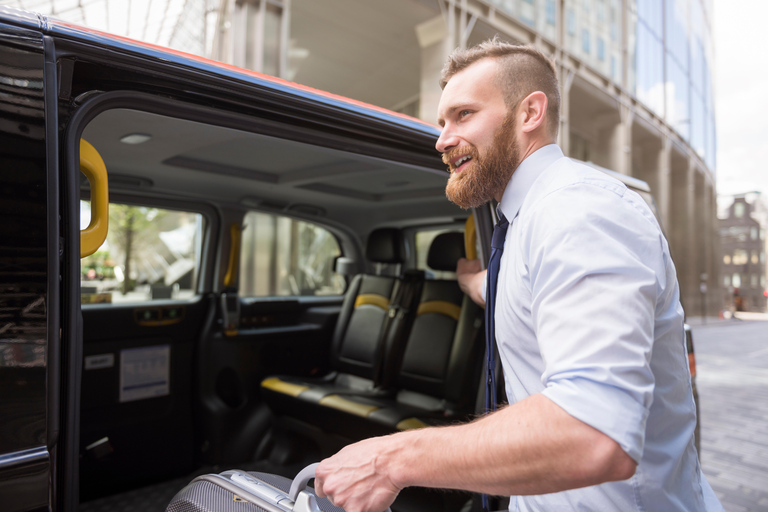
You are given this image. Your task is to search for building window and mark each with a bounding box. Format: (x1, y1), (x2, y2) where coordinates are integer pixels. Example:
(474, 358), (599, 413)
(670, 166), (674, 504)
(733, 273), (741, 288)
(567, 8), (576, 36)
(734, 202), (745, 218)
(762, 275), (766, 287)
(582, 29), (591, 54)
(733, 250), (748, 266)
(762, 252), (766, 264)
(723, 254), (731, 265)
(751, 227), (758, 240)
(724, 275), (731, 287)
(546, 0), (557, 25)
(752, 251), (759, 264)
(597, 37), (606, 60)
(751, 274), (759, 287)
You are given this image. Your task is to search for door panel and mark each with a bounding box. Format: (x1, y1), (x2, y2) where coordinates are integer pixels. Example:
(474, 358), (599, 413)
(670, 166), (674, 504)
(0, 21), (51, 512)
(79, 298), (210, 501)
(196, 297), (341, 464)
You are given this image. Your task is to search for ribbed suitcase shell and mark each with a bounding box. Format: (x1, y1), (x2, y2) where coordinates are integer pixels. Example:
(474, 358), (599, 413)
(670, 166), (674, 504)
(167, 471), (346, 512)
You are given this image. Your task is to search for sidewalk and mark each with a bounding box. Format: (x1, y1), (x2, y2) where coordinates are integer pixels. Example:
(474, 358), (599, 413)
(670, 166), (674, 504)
(686, 311), (768, 326)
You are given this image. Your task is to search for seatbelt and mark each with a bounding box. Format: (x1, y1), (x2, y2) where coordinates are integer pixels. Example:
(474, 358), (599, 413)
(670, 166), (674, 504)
(372, 269), (424, 389)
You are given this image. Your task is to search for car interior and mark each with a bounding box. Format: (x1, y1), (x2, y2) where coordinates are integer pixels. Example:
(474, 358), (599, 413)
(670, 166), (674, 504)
(75, 105), (490, 512)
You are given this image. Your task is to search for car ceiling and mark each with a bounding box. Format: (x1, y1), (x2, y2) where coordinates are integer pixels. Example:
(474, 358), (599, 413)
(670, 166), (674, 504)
(81, 108), (467, 235)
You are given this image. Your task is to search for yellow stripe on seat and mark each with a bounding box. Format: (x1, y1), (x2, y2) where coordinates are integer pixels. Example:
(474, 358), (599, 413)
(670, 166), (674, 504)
(396, 418), (430, 431)
(354, 294), (390, 311)
(318, 395), (380, 417)
(417, 301), (461, 321)
(261, 377), (309, 397)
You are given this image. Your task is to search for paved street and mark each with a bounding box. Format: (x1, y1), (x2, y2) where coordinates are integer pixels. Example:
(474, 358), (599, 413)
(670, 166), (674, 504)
(690, 315), (768, 512)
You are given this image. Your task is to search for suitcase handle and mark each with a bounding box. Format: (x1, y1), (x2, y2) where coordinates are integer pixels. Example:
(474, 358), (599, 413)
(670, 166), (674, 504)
(289, 463), (392, 512)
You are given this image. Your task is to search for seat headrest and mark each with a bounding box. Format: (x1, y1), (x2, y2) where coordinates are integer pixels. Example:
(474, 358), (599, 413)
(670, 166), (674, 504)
(366, 228), (406, 264)
(427, 232), (465, 271)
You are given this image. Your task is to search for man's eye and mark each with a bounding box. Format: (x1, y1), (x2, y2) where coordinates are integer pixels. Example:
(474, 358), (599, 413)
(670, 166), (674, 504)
(460, 110), (471, 117)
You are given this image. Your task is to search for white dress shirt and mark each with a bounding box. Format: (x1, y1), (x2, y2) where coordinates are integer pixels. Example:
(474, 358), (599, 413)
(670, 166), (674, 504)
(492, 144), (723, 511)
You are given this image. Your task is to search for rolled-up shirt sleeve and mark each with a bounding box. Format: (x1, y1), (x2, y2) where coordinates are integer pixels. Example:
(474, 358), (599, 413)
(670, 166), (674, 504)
(526, 182), (663, 463)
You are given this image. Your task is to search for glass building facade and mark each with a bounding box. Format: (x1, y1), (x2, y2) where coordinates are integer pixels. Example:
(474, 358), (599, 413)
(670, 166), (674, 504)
(488, 0), (716, 172)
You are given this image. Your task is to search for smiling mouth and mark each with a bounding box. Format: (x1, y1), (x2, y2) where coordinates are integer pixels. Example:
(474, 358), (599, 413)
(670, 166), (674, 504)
(452, 155), (473, 173)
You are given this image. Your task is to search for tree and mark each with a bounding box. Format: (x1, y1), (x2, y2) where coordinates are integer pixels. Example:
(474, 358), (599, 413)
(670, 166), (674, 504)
(107, 205), (165, 295)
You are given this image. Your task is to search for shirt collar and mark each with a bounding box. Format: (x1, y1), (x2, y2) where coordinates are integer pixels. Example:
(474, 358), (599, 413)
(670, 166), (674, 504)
(497, 144), (564, 222)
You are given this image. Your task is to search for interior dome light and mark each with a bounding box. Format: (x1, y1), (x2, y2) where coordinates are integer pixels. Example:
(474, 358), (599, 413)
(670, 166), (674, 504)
(120, 133), (152, 144)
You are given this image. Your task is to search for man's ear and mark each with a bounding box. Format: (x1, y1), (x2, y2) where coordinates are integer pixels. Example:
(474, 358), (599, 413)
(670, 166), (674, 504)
(518, 91), (548, 134)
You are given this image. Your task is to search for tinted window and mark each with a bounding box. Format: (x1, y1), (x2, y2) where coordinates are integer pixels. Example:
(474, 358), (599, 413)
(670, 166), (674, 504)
(239, 211), (344, 297)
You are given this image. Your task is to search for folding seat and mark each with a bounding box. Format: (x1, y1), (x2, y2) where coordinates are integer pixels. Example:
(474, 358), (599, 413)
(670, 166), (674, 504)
(302, 232), (485, 439)
(260, 227), (421, 430)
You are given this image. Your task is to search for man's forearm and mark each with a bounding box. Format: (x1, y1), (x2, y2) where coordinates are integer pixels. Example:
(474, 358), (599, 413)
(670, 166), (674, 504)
(385, 394), (636, 496)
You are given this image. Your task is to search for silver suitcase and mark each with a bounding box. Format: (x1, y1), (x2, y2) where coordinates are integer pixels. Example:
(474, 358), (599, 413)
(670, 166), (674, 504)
(166, 463), (391, 512)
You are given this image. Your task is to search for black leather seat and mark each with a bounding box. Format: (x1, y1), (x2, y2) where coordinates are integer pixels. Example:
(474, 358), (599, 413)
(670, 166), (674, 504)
(260, 228), (419, 431)
(292, 232), (484, 439)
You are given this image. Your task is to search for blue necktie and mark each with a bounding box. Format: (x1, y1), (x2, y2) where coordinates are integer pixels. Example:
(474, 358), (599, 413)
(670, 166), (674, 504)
(484, 213), (509, 414)
(482, 214), (508, 512)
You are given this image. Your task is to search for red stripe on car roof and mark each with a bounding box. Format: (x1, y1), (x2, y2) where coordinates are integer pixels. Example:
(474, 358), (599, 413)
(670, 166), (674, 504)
(50, 19), (439, 131)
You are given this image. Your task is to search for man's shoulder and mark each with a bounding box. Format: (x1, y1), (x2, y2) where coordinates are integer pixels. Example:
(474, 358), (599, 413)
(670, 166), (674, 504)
(521, 158), (659, 234)
(526, 157), (627, 205)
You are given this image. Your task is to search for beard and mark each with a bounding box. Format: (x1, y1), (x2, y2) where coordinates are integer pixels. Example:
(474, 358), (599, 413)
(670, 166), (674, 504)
(443, 113), (520, 209)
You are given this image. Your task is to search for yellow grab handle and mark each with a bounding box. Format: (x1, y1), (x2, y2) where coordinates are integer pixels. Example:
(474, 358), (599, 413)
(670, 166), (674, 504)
(80, 139), (109, 258)
(223, 223), (242, 288)
(464, 213), (477, 260)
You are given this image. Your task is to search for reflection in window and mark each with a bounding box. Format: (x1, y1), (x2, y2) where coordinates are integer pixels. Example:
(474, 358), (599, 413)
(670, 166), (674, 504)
(690, 90), (706, 157)
(239, 211), (344, 297)
(80, 202), (204, 304)
(637, 0), (663, 36)
(733, 250), (748, 266)
(665, 0), (689, 72)
(635, 21), (665, 116)
(723, 254), (731, 265)
(733, 273), (741, 288)
(666, 54), (690, 140)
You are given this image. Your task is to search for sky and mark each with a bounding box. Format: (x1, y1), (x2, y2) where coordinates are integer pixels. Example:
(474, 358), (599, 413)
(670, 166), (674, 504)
(713, 0), (768, 198)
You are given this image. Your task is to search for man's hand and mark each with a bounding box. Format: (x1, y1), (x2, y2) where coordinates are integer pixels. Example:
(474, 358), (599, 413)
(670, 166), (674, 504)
(314, 436), (402, 512)
(457, 258), (487, 307)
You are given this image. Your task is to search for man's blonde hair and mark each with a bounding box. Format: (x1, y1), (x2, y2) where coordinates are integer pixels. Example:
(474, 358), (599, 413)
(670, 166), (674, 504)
(440, 38), (560, 138)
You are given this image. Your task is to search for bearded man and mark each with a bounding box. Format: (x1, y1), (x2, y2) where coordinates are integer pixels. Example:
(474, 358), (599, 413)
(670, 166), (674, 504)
(314, 40), (723, 512)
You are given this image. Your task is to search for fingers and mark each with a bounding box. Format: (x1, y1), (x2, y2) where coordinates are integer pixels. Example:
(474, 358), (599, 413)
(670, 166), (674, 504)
(314, 449), (399, 512)
(456, 257), (482, 275)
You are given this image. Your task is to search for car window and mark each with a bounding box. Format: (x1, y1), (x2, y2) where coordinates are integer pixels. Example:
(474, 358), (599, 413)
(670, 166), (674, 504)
(239, 211), (345, 297)
(80, 201), (205, 304)
(414, 228), (459, 280)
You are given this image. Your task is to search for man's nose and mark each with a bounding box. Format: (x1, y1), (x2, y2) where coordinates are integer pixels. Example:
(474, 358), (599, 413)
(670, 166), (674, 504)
(436, 127), (459, 153)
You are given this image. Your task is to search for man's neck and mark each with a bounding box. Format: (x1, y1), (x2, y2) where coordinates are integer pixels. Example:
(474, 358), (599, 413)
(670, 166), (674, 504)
(493, 138), (557, 203)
